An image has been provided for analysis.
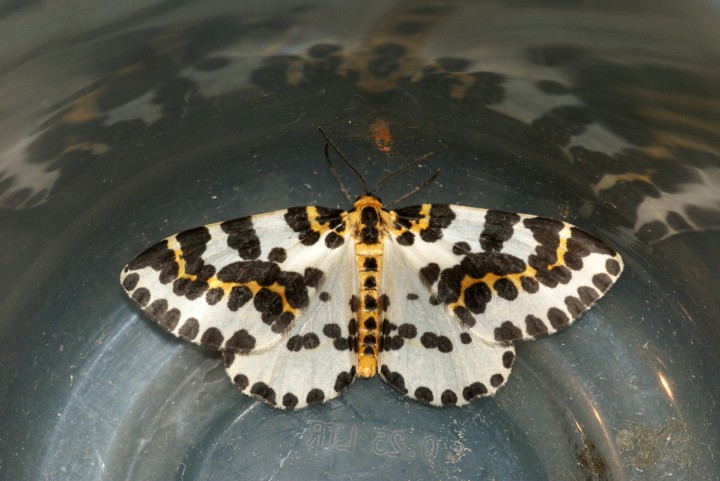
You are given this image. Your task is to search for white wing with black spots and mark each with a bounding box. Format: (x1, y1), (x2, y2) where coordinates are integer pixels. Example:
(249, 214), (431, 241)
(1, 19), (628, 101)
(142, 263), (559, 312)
(378, 238), (515, 406)
(120, 205), (357, 409)
(120, 194), (623, 409)
(223, 238), (358, 409)
(120, 206), (349, 354)
(386, 204), (623, 345)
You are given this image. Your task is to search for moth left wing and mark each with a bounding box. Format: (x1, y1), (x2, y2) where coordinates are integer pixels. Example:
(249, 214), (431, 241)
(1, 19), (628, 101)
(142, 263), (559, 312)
(381, 204), (623, 345)
(377, 203), (622, 405)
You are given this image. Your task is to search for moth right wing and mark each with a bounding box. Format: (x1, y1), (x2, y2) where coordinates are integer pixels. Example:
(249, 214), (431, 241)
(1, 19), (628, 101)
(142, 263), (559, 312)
(120, 205), (351, 355)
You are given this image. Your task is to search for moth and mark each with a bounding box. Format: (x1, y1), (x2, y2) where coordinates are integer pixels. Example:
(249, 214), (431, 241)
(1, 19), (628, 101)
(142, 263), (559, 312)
(120, 131), (623, 409)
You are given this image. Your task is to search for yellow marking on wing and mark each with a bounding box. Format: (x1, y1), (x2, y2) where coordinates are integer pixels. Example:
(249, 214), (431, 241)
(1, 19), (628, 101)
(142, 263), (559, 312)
(382, 203), (432, 237)
(167, 237), (198, 282)
(166, 236), (298, 316)
(306, 207), (348, 236)
(204, 277), (300, 317)
(448, 227), (571, 312)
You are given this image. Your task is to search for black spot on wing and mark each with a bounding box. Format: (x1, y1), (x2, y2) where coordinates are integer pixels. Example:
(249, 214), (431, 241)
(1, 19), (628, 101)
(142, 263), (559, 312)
(306, 389), (325, 406)
(226, 329), (256, 352)
(132, 287), (151, 307)
(441, 390), (458, 405)
(146, 299), (168, 322)
(480, 210), (520, 252)
(420, 263), (440, 286)
(323, 323), (341, 338)
(378, 294), (390, 310)
(606, 258), (621, 276)
(547, 307), (569, 329)
(392, 204), (456, 243)
(565, 227), (617, 271)
(464, 282), (491, 314)
(232, 373), (249, 390)
(454, 306), (476, 327)
(490, 374), (505, 388)
(334, 367), (356, 392)
(268, 247), (287, 263)
(398, 323), (416, 338)
(304, 267), (325, 288)
(565, 296), (585, 317)
(525, 315), (548, 336)
(201, 327), (224, 348)
(523, 217), (565, 288)
(159, 308), (181, 331)
(250, 382), (276, 405)
(303, 333), (320, 349)
(396, 231), (415, 246)
(348, 318), (357, 335)
(325, 231), (345, 249)
(122, 273), (139, 291)
(227, 286), (252, 311)
(127, 240), (178, 284)
(206, 287), (224, 305)
(178, 318), (200, 340)
(493, 278), (518, 301)
(380, 365), (408, 394)
(520, 276), (539, 293)
(284, 206), (345, 246)
(578, 286), (599, 305)
(223, 352), (235, 368)
(283, 393), (298, 408)
(414, 387), (433, 403)
(592, 273), (612, 292)
(221, 217), (261, 260)
(452, 241), (471, 256)
(218, 260), (280, 285)
(502, 351), (515, 369)
(494, 321), (522, 342)
(349, 295), (360, 312)
(462, 382), (488, 401)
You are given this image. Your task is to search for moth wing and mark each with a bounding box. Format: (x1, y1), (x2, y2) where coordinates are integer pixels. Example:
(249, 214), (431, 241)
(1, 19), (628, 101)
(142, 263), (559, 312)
(378, 237), (515, 406)
(223, 236), (358, 409)
(120, 206), (350, 354)
(384, 204), (623, 345)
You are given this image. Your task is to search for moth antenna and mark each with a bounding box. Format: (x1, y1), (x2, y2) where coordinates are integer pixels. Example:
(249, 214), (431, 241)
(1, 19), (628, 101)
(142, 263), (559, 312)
(386, 169), (440, 208)
(318, 127), (370, 194)
(372, 151), (436, 195)
(323, 142), (354, 205)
